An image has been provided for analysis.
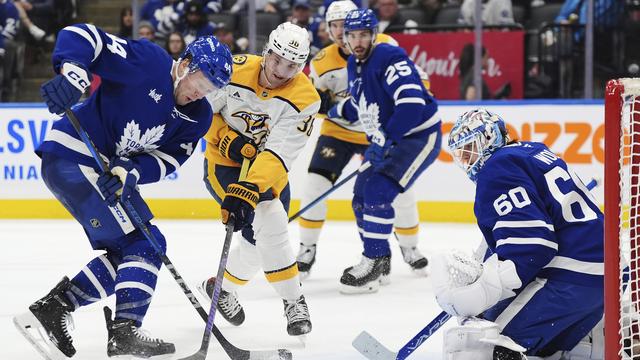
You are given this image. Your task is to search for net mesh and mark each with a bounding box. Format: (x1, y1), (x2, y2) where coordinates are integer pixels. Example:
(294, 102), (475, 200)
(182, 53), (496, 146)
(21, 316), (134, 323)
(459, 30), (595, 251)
(618, 78), (640, 359)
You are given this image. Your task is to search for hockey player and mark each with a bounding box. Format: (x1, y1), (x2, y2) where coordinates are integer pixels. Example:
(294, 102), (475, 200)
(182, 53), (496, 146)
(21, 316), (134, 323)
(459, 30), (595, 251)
(199, 22), (320, 337)
(434, 108), (604, 359)
(327, 9), (440, 294)
(13, 24), (232, 359)
(297, 0), (429, 281)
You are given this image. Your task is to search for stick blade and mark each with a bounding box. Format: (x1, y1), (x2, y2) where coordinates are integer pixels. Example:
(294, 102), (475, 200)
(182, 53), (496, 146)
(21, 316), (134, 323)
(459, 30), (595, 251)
(352, 331), (398, 360)
(248, 349), (293, 360)
(178, 349), (207, 360)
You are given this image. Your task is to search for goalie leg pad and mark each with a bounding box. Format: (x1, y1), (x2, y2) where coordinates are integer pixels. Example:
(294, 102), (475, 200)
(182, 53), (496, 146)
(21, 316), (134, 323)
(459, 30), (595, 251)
(443, 317), (526, 360)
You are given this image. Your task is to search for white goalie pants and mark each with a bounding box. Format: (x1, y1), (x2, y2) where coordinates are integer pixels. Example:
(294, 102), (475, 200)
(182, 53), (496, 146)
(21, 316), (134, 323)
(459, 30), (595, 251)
(299, 173), (420, 247)
(222, 199), (302, 302)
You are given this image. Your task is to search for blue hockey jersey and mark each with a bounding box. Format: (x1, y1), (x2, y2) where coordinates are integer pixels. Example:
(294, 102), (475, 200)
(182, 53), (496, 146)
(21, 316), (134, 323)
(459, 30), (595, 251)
(341, 43), (438, 142)
(37, 24), (213, 185)
(475, 141), (604, 288)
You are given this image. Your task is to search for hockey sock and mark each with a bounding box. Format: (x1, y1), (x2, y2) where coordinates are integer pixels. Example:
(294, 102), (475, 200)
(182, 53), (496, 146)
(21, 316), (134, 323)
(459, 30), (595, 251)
(67, 254), (118, 309)
(299, 173), (333, 246)
(361, 174), (401, 258)
(255, 200), (302, 301)
(114, 225), (164, 326)
(223, 235), (260, 292)
(392, 188), (420, 248)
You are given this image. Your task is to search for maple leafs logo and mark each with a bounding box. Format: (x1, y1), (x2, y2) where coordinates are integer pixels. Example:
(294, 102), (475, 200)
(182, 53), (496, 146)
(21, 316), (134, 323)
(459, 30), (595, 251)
(356, 94), (380, 136)
(116, 120), (165, 156)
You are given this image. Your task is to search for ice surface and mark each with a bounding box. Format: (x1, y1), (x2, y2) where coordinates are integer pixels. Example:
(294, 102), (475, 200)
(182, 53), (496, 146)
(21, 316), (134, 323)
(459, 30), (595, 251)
(0, 220), (481, 360)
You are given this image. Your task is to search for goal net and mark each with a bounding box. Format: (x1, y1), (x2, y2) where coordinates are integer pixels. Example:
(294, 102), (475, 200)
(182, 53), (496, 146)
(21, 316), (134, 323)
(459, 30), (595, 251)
(605, 78), (640, 360)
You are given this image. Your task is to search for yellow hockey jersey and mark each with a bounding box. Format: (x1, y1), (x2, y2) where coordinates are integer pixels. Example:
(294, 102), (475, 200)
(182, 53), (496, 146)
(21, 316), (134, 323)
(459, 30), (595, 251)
(205, 54), (321, 195)
(309, 33), (430, 145)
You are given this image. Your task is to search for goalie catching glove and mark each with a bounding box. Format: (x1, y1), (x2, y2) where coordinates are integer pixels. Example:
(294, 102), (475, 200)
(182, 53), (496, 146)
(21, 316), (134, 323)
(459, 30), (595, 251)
(219, 130), (257, 163)
(221, 181), (259, 231)
(431, 251), (522, 317)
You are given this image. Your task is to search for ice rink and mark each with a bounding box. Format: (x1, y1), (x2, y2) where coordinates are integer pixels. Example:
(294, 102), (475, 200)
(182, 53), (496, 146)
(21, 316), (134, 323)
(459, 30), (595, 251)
(1, 219), (481, 360)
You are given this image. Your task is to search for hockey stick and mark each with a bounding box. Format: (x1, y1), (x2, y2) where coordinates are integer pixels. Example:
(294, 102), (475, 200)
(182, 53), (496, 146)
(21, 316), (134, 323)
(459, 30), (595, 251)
(180, 160), (249, 360)
(65, 109), (292, 360)
(288, 161), (371, 223)
(352, 177), (600, 360)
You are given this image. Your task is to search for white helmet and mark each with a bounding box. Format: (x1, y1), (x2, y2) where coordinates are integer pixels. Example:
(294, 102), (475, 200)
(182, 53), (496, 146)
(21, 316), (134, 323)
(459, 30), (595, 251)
(263, 22), (310, 65)
(325, 0), (358, 23)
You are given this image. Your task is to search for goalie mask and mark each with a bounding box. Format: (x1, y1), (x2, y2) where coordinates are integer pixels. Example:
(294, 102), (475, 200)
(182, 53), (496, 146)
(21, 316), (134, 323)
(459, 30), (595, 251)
(448, 109), (509, 182)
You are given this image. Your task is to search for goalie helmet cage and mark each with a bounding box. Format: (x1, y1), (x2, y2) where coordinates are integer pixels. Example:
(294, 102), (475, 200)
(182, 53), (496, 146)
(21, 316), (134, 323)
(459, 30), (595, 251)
(605, 78), (640, 360)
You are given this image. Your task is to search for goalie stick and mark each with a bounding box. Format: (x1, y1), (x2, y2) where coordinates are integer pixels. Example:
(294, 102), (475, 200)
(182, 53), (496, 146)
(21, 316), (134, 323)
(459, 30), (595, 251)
(65, 109), (292, 360)
(353, 177), (600, 360)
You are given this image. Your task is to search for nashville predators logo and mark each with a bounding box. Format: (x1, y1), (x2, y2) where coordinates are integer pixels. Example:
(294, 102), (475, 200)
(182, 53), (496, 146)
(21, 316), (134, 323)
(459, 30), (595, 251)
(320, 146), (336, 159)
(232, 110), (271, 147)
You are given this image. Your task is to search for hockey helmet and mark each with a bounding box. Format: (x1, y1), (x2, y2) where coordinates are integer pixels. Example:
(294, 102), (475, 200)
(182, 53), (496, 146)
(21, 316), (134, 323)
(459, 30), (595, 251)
(181, 35), (233, 91)
(343, 8), (378, 33)
(325, 0), (358, 24)
(448, 108), (509, 182)
(263, 22), (310, 66)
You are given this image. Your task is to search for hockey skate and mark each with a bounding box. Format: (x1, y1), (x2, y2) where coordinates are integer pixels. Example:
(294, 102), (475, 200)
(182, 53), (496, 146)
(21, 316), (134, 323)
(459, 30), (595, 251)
(103, 306), (175, 358)
(400, 246), (429, 275)
(296, 243), (316, 280)
(340, 255), (390, 294)
(283, 295), (312, 343)
(13, 277), (76, 360)
(197, 276), (245, 326)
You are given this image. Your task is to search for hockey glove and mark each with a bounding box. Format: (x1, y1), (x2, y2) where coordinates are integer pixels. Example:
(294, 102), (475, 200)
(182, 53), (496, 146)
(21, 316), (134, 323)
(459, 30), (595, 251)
(97, 157), (141, 207)
(221, 181), (259, 232)
(364, 130), (392, 167)
(41, 61), (92, 115)
(219, 130), (257, 163)
(317, 89), (335, 115)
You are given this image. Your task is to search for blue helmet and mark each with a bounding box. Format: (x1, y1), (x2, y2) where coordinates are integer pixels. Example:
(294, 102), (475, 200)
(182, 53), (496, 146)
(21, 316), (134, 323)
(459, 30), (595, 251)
(343, 8), (378, 33)
(181, 36), (233, 89)
(448, 109), (509, 182)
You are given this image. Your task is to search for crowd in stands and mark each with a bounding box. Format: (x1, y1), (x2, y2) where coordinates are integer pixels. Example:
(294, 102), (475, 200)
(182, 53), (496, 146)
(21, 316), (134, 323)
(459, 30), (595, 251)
(0, 0), (637, 101)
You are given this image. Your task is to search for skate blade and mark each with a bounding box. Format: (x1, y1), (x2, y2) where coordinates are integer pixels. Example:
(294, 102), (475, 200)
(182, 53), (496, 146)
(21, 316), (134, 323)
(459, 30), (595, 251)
(294, 334), (307, 348)
(13, 313), (68, 360)
(110, 355), (174, 360)
(352, 331), (398, 360)
(339, 280), (380, 295)
(379, 274), (391, 286)
(411, 267), (429, 277)
(196, 281), (212, 304)
(299, 270), (311, 281)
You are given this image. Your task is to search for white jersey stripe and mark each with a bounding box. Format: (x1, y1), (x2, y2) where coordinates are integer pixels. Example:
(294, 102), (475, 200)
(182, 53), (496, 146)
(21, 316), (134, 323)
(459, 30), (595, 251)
(543, 256), (604, 276)
(152, 150), (181, 171)
(396, 97), (426, 106)
(496, 237), (558, 250)
(64, 26), (97, 54)
(493, 220), (555, 231)
(362, 231), (391, 239)
(47, 129), (92, 157)
(404, 114), (440, 136)
(399, 130), (438, 187)
(393, 84), (422, 101)
(363, 214), (395, 225)
(495, 277), (547, 330)
(85, 24), (103, 61)
(148, 152), (167, 180)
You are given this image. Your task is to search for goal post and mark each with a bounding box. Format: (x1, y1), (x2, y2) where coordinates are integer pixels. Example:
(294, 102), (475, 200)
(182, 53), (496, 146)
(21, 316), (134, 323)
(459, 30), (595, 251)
(605, 78), (640, 360)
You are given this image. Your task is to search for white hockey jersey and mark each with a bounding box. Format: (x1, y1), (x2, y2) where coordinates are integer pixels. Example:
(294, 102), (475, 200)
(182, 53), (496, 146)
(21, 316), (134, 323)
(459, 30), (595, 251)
(205, 54), (321, 195)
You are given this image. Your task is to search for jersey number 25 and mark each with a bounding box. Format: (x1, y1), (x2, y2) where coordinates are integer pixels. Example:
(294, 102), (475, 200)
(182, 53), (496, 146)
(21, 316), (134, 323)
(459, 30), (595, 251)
(385, 61), (412, 85)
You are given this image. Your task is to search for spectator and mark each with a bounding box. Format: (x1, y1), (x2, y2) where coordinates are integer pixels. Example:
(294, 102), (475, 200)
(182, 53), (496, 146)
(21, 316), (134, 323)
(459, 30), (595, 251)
(13, 2), (45, 41)
(375, 0), (418, 33)
(177, 2), (216, 45)
(289, 0), (324, 57)
(555, 0), (624, 29)
(138, 21), (157, 42)
(459, 0), (515, 26)
(141, 0), (183, 39)
(0, 0), (20, 101)
(230, 0), (289, 14)
(164, 31), (185, 60)
(419, 0), (445, 24)
(458, 44), (511, 100)
(15, 0), (55, 36)
(188, 0), (223, 14)
(213, 23), (246, 53)
(118, 6), (133, 39)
